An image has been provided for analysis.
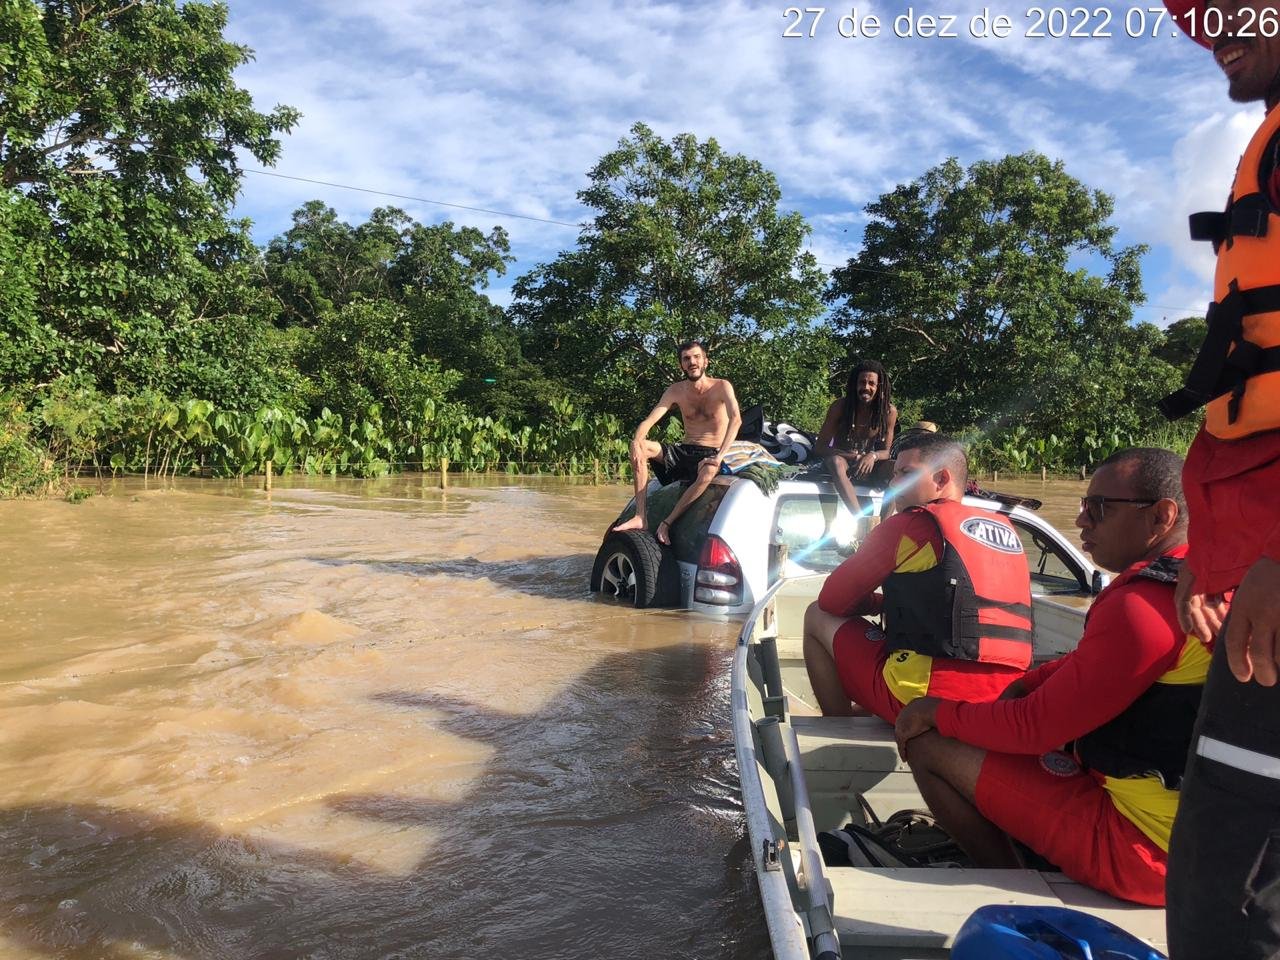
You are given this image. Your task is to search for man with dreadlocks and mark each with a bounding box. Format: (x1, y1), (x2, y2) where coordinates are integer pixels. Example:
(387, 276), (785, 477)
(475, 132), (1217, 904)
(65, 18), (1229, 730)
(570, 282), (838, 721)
(815, 360), (899, 520)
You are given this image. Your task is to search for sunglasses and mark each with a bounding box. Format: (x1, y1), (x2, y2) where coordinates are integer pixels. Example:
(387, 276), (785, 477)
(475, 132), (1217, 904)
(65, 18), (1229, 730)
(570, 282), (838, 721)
(1079, 495), (1157, 525)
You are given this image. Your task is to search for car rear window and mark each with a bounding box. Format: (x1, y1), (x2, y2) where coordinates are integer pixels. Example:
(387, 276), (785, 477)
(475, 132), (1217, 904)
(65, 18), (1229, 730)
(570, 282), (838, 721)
(772, 494), (866, 574)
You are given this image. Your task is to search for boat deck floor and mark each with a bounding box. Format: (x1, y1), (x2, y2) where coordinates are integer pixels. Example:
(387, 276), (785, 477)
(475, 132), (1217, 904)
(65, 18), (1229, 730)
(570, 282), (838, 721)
(792, 716), (1167, 956)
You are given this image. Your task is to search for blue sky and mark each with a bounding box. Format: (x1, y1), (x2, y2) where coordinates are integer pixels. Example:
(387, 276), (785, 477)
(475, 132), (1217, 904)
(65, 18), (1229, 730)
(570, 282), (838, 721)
(223, 1), (1260, 326)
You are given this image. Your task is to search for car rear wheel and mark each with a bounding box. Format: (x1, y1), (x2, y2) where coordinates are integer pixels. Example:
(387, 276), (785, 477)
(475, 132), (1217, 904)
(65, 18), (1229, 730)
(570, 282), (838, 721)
(590, 530), (680, 608)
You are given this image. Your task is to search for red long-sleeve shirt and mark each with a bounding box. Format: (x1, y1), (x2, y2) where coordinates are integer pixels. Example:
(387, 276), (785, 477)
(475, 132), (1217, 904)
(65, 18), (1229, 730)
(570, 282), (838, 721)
(934, 545), (1191, 754)
(817, 510), (941, 617)
(1183, 429), (1280, 595)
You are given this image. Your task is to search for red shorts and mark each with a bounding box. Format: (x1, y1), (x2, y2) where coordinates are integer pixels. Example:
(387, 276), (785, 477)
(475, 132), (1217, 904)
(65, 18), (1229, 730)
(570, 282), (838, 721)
(832, 619), (1021, 723)
(975, 750), (1168, 906)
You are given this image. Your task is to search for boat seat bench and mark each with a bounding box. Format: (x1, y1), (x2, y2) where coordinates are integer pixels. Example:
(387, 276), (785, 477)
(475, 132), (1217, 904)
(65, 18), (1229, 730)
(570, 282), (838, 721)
(792, 715), (919, 829)
(826, 867), (1167, 956)
(794, 717), (1167, 956)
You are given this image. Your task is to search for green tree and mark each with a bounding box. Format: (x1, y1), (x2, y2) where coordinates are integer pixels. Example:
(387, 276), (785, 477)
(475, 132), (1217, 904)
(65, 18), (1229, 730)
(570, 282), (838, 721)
(300, 300), (460, 424)
(1157, 315), (1208, 373)
(264, 202), (554, 421)
(264, 202), (417, 327)
(826, 153), (1164, 446)
(510, 122), (836, 429)
(0, 0), (299, 402)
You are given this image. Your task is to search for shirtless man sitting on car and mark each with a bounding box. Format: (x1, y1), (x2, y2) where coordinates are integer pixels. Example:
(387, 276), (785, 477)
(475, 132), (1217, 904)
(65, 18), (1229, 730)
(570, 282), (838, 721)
(612, 340), (741, 547)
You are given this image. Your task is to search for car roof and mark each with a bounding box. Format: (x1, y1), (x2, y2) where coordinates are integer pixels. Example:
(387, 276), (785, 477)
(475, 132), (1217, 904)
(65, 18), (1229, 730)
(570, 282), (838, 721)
(758, 476), (1043, 518)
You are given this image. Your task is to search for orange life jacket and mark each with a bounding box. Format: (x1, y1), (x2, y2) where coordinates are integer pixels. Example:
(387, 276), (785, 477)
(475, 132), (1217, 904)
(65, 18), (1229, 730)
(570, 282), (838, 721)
(880, 500), (1035, 669)
(1160, 105), (1280, 438)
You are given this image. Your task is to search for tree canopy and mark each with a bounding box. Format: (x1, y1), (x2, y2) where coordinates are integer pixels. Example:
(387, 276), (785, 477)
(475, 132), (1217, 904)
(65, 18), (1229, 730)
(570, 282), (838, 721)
(0, 8), (1211, 490)
(263, 201), (556, 422)
(826, 153), (1181, 446)
(0, 0), (299, 404)
(511, 122), (837, 428)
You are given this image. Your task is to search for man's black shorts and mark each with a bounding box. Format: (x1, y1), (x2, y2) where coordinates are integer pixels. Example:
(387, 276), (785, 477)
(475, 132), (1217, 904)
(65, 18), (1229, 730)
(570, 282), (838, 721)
(652, 443), (718, 486)
(849, 458), (895, 489)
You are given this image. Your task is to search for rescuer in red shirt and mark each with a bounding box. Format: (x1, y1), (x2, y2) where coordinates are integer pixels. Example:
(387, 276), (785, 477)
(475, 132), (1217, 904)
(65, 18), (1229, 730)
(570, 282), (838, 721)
(802, 432), (1034, 723)
(894, 448), (1204, 906)
(1158, 1), (1280, 954)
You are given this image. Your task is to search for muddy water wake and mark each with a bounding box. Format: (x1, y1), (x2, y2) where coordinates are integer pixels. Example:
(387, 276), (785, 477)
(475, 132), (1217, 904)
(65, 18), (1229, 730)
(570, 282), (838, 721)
(0, 476), (771, 960)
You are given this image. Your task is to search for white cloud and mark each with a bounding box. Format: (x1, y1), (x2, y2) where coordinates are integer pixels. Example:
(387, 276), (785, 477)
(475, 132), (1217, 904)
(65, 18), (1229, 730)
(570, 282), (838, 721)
(221, 0), (1261, 315)
(1142, 278), (1215, 328)
(1161, 109), (1259, 282)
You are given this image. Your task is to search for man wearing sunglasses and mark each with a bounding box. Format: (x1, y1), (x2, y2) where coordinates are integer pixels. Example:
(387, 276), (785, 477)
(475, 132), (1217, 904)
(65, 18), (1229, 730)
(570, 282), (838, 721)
(893, 448), (1206, 906)
(1161, 0), (1280, 954)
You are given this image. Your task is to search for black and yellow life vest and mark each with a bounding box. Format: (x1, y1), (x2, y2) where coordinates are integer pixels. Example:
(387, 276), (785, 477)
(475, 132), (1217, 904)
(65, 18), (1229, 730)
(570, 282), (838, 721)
(1074, 555), (1208, 788)
(1160, 105), (1280, 438)
(880, 500), (1034, 669)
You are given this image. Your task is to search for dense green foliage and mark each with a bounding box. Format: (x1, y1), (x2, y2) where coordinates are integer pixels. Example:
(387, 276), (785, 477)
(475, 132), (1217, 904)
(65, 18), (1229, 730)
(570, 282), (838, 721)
(17, 383), (626, 480)
(1, 0), (299, 405)
(262, 201), (559, 422)
(0, 3), (1211, 498)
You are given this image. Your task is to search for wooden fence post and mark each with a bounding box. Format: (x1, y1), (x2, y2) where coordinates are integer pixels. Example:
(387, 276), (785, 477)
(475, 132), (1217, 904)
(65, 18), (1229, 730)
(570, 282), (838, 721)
(264, 460), (273, 491)
(440, 457), (449, 489)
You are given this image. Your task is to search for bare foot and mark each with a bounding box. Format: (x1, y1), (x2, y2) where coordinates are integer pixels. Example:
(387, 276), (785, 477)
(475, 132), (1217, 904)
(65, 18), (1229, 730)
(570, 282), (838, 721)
(656, 521), (672, 546)
(612, 516), (645, 534)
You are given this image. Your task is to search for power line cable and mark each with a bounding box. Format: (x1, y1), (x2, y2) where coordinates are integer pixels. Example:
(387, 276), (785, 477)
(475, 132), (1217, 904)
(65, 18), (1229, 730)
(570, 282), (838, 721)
(245, 168), (588, 228)
(243, 167), (1207, 318)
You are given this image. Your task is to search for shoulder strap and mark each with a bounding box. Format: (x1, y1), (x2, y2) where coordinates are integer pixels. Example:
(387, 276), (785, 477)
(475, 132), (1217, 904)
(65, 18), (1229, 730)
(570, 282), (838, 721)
(1136, 554), (1183, 585)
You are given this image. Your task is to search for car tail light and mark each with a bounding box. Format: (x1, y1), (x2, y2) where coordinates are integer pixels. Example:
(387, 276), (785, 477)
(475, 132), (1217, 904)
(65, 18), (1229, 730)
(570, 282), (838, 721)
(695, 534), (743, 606)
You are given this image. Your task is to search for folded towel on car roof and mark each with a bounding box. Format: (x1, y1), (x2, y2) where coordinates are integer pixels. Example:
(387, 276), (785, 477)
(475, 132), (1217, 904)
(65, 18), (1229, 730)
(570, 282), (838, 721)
(716, 440), (783, 475)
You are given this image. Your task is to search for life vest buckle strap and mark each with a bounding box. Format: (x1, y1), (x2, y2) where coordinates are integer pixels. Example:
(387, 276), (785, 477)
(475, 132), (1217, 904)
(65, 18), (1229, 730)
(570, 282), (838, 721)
(1190, 195), (1270, 249)
(1189, 210), (1227, 244)
(1158, 283), (1246, 421)
(1157, 386), (1212, 420)
(1226, 339), (1264, 374)
(1259, 345), (1280, 374)
(974, 596), (1034, 618)
(1230, 192), (1271, 239)
(1238, 283), (1280, 316)
(972, 623), (1036, 642)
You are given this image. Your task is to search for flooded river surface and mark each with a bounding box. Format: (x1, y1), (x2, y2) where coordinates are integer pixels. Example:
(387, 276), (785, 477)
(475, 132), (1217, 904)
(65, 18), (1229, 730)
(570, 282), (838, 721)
(0, 474), (1087, 960)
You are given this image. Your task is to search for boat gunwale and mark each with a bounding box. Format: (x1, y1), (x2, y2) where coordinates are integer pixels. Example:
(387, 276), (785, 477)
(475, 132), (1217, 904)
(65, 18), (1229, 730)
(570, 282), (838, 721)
(732, 575), (835, 960)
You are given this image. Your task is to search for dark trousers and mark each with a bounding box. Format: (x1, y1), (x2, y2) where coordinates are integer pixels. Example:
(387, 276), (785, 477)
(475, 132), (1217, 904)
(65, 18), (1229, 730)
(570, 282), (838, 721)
(1168, 630), (1280, 959)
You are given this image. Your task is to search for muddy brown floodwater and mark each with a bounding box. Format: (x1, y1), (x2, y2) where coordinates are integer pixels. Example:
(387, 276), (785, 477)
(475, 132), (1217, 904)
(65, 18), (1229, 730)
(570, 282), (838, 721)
(0, 473), (1089, 960)
(0, 475), (772, 960)
(989, 475), (1091, 535)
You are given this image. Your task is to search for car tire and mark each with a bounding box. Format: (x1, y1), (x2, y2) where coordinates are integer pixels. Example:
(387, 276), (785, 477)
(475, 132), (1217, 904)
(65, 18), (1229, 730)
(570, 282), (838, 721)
(589, 530), (680, 608)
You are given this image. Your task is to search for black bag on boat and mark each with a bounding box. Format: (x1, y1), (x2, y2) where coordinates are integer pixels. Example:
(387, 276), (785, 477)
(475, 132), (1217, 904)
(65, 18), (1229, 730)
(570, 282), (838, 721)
(819, 799), (968, 868)
(818, 823), (922, 868)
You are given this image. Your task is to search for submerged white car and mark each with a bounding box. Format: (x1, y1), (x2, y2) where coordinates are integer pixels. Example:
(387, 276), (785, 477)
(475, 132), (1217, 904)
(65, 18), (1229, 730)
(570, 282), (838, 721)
(590, 476), (1104, 617)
